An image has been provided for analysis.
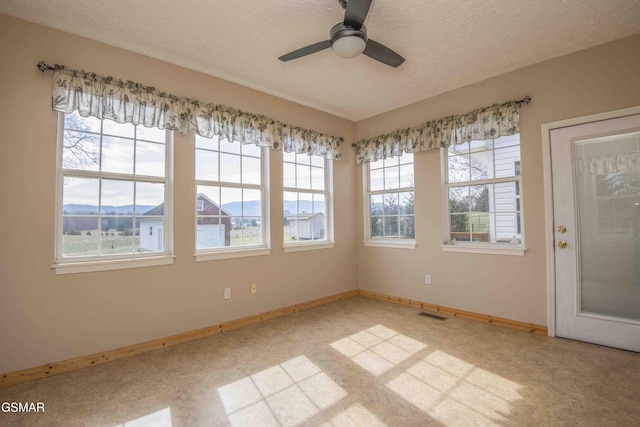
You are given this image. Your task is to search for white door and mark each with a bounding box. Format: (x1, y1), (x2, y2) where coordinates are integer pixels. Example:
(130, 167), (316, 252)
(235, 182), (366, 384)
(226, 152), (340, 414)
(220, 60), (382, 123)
(550, 113), (640, 352)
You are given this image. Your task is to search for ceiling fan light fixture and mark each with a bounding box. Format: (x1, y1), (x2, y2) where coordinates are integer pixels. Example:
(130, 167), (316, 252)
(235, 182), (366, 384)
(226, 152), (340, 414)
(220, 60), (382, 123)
(332, 34), (366, 58)
(330, 23), (367, 59)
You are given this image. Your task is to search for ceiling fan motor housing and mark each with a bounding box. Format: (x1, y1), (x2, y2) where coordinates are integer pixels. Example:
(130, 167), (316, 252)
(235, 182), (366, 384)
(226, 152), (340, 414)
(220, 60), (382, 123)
(330, 22), (367, 46)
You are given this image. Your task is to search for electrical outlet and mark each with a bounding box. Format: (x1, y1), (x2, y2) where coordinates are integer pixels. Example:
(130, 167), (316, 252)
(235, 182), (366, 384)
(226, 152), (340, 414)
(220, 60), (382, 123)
(224, 288), (231, 299)
(425, 274), (432, 285)
(251, 283), (257, 294)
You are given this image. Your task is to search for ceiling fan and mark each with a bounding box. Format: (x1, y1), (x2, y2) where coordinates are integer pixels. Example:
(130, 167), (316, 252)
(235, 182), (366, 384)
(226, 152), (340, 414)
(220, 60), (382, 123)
(278, 0), (405, 68)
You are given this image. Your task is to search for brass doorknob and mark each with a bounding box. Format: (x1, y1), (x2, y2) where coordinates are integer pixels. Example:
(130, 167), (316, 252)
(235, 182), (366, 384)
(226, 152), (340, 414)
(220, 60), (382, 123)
(557, 225), (567, 233)
(557, 240), (567, 249)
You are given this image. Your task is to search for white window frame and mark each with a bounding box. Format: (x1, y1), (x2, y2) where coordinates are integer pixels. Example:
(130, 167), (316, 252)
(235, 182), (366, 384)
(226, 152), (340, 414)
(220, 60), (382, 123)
(362, 155), (416, 250)
(194, 135), (270, 261)
(52, 113), (174, 274)
(283, 152), (334, 252)
(441, 134), (525, 256)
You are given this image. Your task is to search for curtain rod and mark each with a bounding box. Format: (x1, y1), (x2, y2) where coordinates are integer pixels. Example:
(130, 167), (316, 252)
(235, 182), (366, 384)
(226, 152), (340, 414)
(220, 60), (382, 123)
(350, 96), (531, 148)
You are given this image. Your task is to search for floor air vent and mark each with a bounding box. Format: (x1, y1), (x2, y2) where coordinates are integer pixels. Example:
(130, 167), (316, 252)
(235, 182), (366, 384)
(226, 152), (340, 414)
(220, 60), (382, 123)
(417, 311), (448, 321)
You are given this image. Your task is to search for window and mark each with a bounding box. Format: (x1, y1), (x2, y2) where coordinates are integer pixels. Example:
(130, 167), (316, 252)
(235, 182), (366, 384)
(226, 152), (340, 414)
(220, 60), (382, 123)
(364, 154), (415, 248)
(443, 134), (524, 254)
(55, 111), (173, 272)
(283, 151), (333, 251)
(195, 135), (269, 259)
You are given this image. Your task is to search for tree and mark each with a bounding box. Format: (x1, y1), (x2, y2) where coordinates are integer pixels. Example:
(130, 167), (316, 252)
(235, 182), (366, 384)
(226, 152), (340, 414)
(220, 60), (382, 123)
(62, 114), (99, 169)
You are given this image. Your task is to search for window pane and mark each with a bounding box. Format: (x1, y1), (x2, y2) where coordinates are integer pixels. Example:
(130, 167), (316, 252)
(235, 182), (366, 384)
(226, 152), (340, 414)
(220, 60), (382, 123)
(63, 177), (99, 211)
(62, 217), (99, 257)
(283, 150), (297, 163)
(399, 153), (414, 165)
(449, 186), (469, 213)
(297, 164), (311, 189)
(450, 213), (470, 237)
(494, 147), (521, 178)
(313, 193), (326, 215)
(296, 154), (310, 166)
(496, 212), (520, 243)
(311, 166), (325, 190)
(198, 185), (220, 207)
(62, 130), (100, 171)
(101, 216), (134, 254)
(221, 187), (241, 211)
(220, 153), (241, 183)
(243, 189), (261, 218)
(494, 182), (517, 213)
(238, 217), (261, 246)
(102, 136), (134, 174)
(136, 125), (165, 143)
(311, 155), (324, 167)
(470, 150), (493, 181)
(136, 140), (165, 177)
(101, 180), (134, 213)
(195, 149), (219, 181)
(242, 155), (261, 185)
(399, 215), (415, 239)
(136, 182), (164, 214)
(383, 157), (400, 168)
(470, 184), (491, 213)
(102, 119), (134, 138)
(399, 192), (414, 214)
(384, 165), (400, 190)
(399, 164), (413, 188)
(371, 216), (384, 237)
(284, 191), (297, 242)
(64, 111), (101, 133)
(448, 155), (470, 183)
(449, 142), (469, 156)
(384, 216), (399, 237)
(219, 138), (240, 154)
(196, 135), (219, 151)
(137, 216), (164, 252)
(384, 193), (399, 215)
(370, 167), (384, 191)
(370, 194), (383, 216)
(283, 162), (296, 188)
(241, 143), (261, 158)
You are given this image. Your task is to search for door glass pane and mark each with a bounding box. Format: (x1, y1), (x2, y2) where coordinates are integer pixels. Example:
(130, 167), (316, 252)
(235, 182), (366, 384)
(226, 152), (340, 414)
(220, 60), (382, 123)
(574, 132), (640, 320)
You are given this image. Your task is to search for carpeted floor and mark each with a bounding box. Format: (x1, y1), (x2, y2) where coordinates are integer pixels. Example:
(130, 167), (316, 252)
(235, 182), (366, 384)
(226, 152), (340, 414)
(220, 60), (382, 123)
(0, 296), (639, 426)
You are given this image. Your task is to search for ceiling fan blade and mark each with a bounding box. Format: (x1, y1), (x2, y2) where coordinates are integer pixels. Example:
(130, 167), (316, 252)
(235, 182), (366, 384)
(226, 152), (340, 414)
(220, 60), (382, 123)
(363, 39), (405, 67)
(278, 40), (331, 62)
(344, 0), (372, 29)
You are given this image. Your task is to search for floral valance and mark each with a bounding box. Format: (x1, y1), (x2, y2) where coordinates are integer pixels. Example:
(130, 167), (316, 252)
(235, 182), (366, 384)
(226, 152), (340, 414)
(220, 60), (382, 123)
(355, 99), (527, 164)
(42, 63), (342, 159)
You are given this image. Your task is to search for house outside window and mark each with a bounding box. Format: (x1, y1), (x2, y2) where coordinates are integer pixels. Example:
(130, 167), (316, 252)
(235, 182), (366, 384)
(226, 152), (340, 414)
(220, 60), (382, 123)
(55, 111), (173, 272)
(283, 151), (333, 251)
(443, 133), (524, 254)
(363, 153), (416, 249)
(195, 135), (269, 260)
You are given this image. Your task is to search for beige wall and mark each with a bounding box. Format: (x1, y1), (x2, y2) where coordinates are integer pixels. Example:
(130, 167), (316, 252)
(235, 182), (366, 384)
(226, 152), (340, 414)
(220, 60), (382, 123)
(355, 34), (640, 325)
(0, 15), (357, 374)
(1, 12), (639, 375)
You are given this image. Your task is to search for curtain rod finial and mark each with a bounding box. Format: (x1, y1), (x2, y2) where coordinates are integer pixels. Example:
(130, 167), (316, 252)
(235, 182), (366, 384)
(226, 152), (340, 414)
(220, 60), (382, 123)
(36, 62), (62, 73)
(519, 96), (531, 105)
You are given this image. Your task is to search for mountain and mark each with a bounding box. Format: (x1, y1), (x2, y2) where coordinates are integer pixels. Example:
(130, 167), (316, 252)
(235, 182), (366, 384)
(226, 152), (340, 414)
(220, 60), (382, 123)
(63, 204), (156, 215)
(221, 200), (324, 217)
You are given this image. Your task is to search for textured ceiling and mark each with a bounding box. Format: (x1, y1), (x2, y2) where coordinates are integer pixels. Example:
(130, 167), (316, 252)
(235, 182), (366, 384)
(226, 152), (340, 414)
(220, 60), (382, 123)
(1, 0), (640, 121)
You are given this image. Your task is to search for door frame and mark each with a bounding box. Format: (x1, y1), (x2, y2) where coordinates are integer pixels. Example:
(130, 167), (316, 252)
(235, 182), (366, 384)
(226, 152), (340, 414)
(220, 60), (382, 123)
(541, 105), (640, 337)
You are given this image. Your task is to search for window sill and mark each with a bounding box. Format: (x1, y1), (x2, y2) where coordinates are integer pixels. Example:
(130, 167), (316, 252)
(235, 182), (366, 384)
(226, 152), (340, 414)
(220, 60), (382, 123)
(363, 239), (417, 250)
(195, 247), (271, 261)
(51, 255), (175, 275)
(441, 243), (526, 256)
(284, 242), (334, 253)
